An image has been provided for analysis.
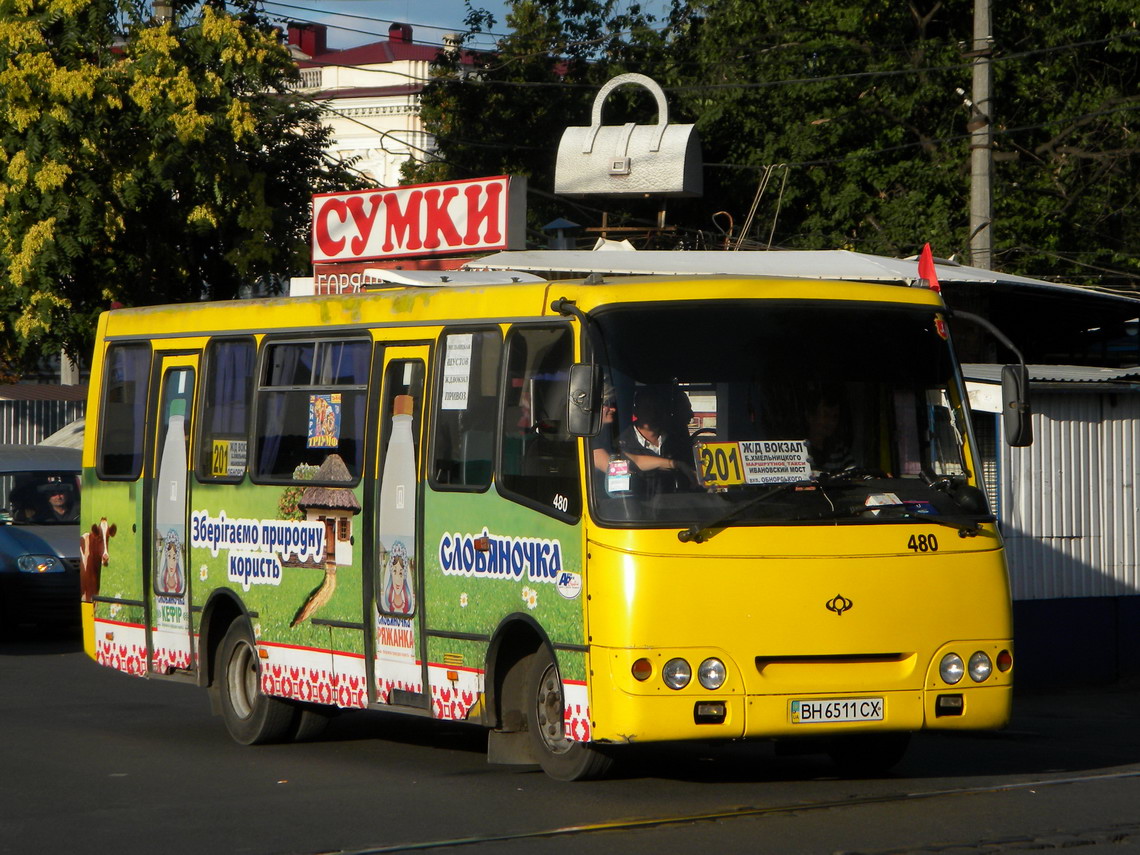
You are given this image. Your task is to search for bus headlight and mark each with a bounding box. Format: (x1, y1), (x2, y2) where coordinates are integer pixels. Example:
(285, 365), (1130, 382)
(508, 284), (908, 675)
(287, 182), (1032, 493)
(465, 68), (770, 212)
(662, 658), (691, 690)
(939, 653), (964, 685)
(697, 658), (726, 690)
(968, 651), (993, 682)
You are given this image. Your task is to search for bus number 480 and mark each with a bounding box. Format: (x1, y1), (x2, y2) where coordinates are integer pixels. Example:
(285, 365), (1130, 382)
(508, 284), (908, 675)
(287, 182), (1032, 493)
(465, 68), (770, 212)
(907, 533), (938, 553)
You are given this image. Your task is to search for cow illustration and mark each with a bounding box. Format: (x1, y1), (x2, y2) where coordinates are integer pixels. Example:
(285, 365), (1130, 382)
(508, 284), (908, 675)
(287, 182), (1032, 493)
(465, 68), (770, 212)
(79, 518), (117, 603)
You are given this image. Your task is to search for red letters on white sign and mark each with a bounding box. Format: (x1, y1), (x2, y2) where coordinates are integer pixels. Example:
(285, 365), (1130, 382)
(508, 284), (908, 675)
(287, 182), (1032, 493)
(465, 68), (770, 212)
(312, 176), (526, 263)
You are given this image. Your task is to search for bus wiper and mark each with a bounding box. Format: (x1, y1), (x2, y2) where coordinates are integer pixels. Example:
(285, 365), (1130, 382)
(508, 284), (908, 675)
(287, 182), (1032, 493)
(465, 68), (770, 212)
(677, 481), (813, 544)
(845, 503), (988, 537)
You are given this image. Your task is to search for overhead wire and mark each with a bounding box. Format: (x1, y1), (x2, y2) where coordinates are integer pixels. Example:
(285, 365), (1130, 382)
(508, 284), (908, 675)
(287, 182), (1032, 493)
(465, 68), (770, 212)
(256, 0), (1139, 84)
(292, 89), (438, 158)
(700, 101), (1140, 171)
(256, 0), (510, 44)
(261, 5), (1137, 282)
(250, 1), (1139, 96)
(259, 0), (508, 37)
(1001, 248), (1140, 285)
(258, 0), (1140, 169)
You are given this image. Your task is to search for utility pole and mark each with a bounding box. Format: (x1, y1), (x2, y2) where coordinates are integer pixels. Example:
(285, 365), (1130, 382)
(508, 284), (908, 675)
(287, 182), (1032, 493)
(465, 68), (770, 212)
(969, 0), (994, 269)
(59, 350), (79, 385)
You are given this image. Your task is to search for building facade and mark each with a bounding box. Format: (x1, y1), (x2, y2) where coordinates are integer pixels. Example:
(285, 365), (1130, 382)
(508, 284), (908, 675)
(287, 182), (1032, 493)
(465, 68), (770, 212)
(966, 365), (1140, 686)
(288, 22), (464, 189)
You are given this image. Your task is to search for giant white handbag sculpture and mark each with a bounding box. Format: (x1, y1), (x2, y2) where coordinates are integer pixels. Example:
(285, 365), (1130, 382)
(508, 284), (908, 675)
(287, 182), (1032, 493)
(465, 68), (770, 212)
(555, 73), (703, 197)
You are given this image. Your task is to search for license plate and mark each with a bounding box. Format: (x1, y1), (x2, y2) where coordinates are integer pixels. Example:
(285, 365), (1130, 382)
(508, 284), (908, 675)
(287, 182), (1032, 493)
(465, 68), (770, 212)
(790, 697), (884, 724)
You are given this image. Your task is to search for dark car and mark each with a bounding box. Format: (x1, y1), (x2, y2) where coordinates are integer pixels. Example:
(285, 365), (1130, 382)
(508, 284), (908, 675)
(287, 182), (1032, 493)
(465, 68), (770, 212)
(0, 446), (82, 634)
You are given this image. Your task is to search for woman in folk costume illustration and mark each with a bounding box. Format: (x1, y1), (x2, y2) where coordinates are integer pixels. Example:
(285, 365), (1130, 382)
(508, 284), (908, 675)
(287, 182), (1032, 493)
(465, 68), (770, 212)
(157, 529), (185, 596)
(382, 539), (415, 615)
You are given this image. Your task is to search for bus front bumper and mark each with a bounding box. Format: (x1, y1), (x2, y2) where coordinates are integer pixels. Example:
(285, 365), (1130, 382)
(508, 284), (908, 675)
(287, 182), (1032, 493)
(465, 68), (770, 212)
(588, 677), (1012, 745)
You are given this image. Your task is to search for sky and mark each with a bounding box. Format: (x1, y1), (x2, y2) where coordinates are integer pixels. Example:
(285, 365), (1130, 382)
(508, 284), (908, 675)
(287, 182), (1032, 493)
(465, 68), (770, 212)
(258, 0), (670, 51)
(258, 0), (517, 50)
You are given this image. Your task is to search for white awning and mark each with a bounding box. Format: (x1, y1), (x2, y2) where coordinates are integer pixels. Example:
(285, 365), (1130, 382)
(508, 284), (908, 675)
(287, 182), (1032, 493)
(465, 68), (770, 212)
(363, 268), (546, 287)
(467, 248), (1140, 306)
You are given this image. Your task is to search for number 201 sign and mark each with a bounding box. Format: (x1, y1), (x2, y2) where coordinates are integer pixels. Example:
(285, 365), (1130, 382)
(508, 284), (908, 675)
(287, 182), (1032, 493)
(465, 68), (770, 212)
(696, 441), (811, 488)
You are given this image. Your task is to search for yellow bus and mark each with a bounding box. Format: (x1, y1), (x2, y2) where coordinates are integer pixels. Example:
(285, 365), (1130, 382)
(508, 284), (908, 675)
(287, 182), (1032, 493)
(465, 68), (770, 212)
(80, 270), (1026, 780)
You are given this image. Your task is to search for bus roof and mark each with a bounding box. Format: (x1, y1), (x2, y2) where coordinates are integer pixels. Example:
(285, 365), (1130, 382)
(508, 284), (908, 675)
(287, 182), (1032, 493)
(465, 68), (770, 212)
(97, 273), (944, 340)
(467, 248), (1071, 290)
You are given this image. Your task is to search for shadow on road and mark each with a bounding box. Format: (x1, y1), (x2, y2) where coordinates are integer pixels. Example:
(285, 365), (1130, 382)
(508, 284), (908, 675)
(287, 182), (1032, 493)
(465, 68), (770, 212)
(0, 624), (83, 655)
(280, 680), (1140, 785)
(593, 683), (1140, 784)
(8, 625), (1135, 786)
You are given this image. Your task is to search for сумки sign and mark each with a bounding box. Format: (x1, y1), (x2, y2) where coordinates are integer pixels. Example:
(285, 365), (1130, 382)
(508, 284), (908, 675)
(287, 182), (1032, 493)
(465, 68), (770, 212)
(312, 176), (527, 263)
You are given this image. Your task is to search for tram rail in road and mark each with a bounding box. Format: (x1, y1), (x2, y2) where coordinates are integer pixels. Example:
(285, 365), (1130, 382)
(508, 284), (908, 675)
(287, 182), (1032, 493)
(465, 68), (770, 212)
(3, 636), (1139, 855)
(329, 769), (1140, 854)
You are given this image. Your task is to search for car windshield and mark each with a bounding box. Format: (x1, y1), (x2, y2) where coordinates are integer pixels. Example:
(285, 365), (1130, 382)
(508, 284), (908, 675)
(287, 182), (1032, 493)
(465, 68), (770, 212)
(0, 469), (82, 525)
(588, 300), (986, 531)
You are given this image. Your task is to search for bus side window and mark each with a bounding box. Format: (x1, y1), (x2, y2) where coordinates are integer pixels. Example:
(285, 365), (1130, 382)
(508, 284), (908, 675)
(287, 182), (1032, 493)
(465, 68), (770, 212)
(97, 342), (152, 479)
(253, 337), (370, 484)
(430, 329), (501, 490)
(196, 337), (255, 481)
(498, 326), (581, 520)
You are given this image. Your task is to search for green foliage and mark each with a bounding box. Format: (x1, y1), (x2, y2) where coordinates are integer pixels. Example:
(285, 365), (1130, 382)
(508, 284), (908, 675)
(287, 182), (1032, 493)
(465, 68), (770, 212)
(990, 0), (1140, 284)
(0, 0), (363, 375)
(277, 486), (304, 521)
(412, 0), (1139, 288)
(403, 0), (673, 235)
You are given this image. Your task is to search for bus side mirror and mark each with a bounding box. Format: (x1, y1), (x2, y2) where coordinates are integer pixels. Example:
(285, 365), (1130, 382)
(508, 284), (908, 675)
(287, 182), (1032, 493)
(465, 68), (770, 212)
(567, 362), (602, 437)
(1001, 364), (1033, 447)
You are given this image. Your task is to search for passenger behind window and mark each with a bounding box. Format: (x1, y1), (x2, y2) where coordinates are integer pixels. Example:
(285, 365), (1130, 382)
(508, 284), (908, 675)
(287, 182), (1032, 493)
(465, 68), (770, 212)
(803, 384), (855, 474)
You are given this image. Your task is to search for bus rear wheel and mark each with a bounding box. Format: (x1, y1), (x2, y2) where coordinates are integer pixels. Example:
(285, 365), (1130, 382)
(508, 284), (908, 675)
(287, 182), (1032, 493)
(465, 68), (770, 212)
(525, 648), (613, 781)
(217, 620), (295, 745)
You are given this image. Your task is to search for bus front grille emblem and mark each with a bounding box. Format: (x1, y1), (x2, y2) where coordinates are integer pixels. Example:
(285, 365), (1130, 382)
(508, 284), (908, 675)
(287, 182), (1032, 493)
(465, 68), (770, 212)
(826, 594), (853, 616)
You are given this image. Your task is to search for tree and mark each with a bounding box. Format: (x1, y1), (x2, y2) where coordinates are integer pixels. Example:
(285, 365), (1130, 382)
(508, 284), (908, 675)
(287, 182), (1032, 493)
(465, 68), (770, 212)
(411, 0), (1139, 289)
(656, 0), (978, 256)
(403, 0), (672, 237)
(0, 0), (362, 377)
(991, 0), (1140, 287)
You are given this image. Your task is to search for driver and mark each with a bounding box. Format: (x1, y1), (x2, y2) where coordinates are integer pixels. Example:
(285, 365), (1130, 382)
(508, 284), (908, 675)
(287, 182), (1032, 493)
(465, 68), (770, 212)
(42, 483), (79, 522)
(617, 386), (694, 480)
(20, 476), (80, 523)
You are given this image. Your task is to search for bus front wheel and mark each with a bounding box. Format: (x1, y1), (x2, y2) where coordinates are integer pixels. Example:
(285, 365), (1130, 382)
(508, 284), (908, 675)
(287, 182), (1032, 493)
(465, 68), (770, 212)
(525, 648), (613, 781)
(217, 620), (295, 745)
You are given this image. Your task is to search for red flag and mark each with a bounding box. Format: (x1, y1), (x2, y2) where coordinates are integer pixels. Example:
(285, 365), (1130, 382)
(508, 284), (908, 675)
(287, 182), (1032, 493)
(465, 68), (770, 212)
(918, 243), (941, 292)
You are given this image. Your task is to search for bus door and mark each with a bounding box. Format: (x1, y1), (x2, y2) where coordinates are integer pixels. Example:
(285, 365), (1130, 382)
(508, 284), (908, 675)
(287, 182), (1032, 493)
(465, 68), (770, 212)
(367, 345), (428, 707)
(146, 354), (198, 675)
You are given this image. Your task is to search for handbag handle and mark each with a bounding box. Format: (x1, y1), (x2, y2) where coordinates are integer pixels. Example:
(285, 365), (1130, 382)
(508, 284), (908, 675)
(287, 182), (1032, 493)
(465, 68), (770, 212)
(582, 73), (671, 154)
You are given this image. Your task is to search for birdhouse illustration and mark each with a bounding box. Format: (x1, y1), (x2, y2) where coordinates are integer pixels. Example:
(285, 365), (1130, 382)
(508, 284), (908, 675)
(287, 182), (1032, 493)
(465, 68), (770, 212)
(296, 453), (360, 567)
(289, 454), (361, 627)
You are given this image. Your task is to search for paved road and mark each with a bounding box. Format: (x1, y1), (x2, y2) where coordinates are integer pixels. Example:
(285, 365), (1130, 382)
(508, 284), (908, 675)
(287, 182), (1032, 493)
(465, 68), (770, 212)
(2, 630), (1138, 854)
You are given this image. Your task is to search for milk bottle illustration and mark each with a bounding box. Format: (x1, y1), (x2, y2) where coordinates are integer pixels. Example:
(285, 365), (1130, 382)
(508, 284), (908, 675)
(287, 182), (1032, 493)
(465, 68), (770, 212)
(378, 395), (416, 616)
(153, 389), (192, 673)
(376, 394), (418, 694)
(155, 397), (187, 599)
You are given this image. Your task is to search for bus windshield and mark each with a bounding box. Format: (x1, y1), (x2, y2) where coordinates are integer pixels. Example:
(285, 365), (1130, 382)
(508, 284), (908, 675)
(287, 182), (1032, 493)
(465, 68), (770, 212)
(588, 301), (985, 530)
